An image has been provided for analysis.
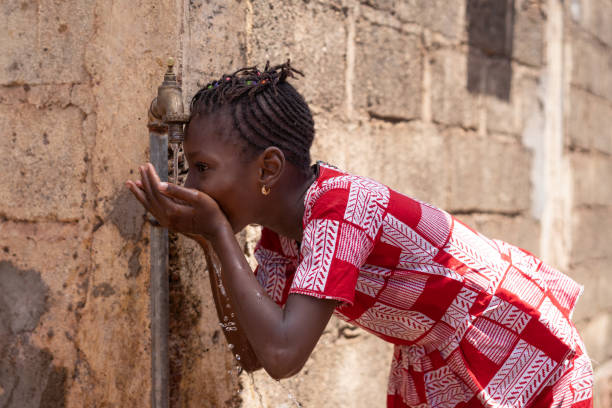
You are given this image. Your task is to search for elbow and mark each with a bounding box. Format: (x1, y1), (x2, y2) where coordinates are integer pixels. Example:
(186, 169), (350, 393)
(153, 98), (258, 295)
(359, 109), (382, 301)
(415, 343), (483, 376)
(263, 347), (304, 380)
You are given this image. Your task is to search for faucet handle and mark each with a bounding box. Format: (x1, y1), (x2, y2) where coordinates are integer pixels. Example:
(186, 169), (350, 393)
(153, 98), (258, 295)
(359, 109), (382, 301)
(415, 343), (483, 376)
(166, 57), (175, 75)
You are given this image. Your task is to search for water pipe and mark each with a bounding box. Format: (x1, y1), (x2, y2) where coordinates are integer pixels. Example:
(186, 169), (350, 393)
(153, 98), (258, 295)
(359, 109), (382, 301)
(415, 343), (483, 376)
(147, 57), (188, 408)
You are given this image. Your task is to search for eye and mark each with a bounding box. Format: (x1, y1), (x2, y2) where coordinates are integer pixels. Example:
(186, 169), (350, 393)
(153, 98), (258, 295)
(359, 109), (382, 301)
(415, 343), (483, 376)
(196, 162), (209, 172)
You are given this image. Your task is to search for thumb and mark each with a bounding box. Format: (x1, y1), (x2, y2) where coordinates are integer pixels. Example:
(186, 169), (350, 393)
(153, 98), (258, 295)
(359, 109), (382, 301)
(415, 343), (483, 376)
(159, 182), (202, 203)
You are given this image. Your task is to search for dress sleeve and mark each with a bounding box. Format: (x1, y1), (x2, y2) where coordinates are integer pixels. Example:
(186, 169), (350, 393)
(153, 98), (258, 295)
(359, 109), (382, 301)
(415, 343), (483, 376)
(289, 186), (380, 307)
(253, 227), (296, 306)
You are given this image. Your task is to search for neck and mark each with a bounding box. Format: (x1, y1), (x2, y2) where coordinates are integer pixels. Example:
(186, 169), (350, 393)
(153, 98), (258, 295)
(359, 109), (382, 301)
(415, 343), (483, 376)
(256, 164), (317, 242)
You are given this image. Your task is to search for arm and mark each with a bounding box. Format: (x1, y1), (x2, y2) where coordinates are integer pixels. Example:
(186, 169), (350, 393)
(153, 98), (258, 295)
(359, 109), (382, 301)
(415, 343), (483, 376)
(208, 225), (339, 380)
(127, 164), (338, 379)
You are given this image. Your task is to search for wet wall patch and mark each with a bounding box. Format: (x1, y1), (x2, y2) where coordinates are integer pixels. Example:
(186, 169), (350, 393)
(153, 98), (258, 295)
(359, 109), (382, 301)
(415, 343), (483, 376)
(125, 246), (142, 279)
(108, 189), (145, 241)
(0, 261), (67, 407)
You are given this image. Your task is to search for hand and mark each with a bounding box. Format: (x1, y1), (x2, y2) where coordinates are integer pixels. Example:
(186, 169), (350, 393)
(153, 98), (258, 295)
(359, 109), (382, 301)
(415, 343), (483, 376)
(125, 163), (231, 240)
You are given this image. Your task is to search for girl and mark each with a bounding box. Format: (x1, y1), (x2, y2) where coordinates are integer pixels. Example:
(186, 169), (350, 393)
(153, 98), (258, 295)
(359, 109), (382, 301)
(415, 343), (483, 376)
(126, 61), (593, 407)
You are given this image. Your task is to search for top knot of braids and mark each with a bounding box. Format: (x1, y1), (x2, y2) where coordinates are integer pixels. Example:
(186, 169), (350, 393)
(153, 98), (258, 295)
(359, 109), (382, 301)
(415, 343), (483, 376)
(189, 59), (315, 171)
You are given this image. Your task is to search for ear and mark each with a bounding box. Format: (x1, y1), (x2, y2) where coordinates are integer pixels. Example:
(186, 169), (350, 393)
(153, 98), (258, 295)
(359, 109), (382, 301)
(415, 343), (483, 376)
(256, 147), (285, 188)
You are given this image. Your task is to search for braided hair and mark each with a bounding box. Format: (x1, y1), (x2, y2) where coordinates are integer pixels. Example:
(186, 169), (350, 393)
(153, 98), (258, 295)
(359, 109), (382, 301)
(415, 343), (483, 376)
(189, 60), (315, 172)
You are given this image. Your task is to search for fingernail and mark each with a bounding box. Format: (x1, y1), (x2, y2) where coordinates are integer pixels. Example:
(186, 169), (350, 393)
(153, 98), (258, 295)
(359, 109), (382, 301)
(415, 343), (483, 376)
(158, 182), (168, 191)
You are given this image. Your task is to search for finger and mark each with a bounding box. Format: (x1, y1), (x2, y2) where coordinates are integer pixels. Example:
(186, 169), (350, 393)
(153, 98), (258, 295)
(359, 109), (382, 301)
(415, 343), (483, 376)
(159, 182), (202, 204)
(140, 165), (161, 208)
(146, 163), (177, 207)
(126, 180), (151, 211)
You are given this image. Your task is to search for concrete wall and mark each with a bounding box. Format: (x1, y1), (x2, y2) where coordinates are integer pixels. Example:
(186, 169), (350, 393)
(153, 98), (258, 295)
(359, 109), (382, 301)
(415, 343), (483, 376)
(1, 0), (610, 407)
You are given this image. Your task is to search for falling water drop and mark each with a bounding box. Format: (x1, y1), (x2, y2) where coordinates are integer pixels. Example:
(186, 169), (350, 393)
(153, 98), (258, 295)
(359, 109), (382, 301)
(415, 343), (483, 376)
(275, 379), (303, 408)
(226, 303), (231, 309)
(231, 312), (235, 318)
(228, 343), (235, 350)
(235, 354), (241, 361)
(223, 315), (229, 322)
(169, 143), (179, 184)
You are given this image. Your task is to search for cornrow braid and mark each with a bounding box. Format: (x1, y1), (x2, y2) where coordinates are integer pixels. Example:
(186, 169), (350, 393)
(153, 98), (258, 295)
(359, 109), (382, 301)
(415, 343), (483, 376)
(189, 59), (315, 171)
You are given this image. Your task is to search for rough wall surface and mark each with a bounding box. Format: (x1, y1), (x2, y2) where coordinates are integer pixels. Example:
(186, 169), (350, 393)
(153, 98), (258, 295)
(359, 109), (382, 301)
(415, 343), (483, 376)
(1, 0), (610, 407)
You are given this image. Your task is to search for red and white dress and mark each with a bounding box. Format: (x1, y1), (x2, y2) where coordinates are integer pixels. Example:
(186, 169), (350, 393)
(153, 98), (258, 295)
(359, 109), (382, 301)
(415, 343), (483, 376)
(253, 161), (593, 408)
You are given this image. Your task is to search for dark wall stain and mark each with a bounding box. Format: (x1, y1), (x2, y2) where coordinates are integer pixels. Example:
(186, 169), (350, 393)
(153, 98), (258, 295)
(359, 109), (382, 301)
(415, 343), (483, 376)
(0, 261), (67, 407)
(125, 247), (142, 279)
(0, 261), (49, 337)
(92, 282), (116, 298)
(108, 189), (145, 241)
(466, 0), (515, 101)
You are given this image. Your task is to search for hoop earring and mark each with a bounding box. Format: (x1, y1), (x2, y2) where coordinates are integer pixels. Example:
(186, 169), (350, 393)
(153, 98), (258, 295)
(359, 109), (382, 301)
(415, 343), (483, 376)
(261, 185), (271, 196)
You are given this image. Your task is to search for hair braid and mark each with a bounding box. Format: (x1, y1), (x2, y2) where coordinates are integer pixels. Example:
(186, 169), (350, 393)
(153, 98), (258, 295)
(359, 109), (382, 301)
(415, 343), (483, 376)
(189, 59), (314, 172)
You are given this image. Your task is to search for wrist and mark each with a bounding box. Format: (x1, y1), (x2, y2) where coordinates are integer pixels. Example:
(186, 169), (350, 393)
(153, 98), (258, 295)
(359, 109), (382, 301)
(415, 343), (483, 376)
(209, 220), (234, 247)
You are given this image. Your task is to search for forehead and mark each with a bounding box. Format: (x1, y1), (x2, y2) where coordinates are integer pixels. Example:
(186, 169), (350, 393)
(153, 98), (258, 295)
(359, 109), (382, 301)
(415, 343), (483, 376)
(184, 110), (241, 155)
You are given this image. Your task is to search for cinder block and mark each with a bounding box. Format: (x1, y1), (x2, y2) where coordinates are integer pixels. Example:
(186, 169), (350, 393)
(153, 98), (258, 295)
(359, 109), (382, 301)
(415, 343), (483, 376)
(571, 0), (612, 47)
(311, 117), (449, 207)
(74, 222), (151, 406)
(571, 258), (611, 323)
(354, 19), (421, 120)
(486, 74), (539, 137)
(247, 0), (347, 113)
(570, 30), (612, 101)
(512, 1), (544, 67)
(83, 0), (181, 203)
(453, 213), (540, 254)
(575, 312), (612, 368)
(430, 49), (479, 129)
(0, 104), (87, 221)
(0, 220), (89, 377)
(566, 86), (612, 155)
(447, 129), (532, 213)
(571, 153), (612, 207)
(594, 370), (612, 408)
(570, 207), (612, 266)
(240, 326), (393, 407)
(363, 0), (466, 40)
(0, 1), (93, 85)
(182, 0), (248, 103)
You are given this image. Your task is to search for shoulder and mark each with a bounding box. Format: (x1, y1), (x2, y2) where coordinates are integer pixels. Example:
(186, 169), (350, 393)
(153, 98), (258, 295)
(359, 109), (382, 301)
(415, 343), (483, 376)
(304, 162), (392, 224)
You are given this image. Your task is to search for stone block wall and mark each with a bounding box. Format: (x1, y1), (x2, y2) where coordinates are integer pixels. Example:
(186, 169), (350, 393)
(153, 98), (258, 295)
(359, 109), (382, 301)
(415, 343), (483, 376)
(1, 0), (610, 407)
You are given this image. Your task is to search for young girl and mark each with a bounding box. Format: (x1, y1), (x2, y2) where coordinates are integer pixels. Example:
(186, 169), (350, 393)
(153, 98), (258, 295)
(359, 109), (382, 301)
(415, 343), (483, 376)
(126, 61), (593, 407)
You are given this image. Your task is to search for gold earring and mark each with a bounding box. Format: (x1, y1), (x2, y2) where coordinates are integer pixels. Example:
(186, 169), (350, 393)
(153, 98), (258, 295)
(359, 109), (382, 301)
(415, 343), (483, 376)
(261, 185), (271, 196)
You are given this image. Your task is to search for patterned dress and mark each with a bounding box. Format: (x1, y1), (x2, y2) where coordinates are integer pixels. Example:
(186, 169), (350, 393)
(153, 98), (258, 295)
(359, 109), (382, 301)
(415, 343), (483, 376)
(253, 161), (593, 408)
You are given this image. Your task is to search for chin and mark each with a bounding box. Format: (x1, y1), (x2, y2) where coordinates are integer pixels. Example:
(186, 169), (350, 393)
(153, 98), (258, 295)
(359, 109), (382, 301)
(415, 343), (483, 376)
(229, 219), (246, 235)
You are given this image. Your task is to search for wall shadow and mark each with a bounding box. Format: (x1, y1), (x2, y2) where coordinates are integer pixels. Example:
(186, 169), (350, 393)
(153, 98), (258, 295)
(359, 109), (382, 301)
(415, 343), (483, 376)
(466, 0), (515, 101)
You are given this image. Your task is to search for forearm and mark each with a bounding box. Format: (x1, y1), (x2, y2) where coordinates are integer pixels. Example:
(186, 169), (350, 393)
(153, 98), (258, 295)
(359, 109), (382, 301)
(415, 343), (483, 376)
(209, 226), (295, 379)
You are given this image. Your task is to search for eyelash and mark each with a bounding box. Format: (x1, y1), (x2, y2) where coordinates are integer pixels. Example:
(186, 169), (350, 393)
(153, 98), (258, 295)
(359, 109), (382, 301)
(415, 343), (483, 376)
(195, 163), (208, 172)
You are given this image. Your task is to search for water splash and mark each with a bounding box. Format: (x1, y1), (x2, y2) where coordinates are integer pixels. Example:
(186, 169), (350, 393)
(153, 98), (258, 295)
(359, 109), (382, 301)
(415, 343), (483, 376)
(169, 143), (179, 184)
(249, 372), (265, 407)
(219, 321), (237, 332)
(276, 379), (303, 408)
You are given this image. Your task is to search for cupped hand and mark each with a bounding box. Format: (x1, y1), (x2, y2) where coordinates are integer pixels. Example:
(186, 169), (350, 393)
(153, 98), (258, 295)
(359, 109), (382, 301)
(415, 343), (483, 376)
(125, 163), (231, 241)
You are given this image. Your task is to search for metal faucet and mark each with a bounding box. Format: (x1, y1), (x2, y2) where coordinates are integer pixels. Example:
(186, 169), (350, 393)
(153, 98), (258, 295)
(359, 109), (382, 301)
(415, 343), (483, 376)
(149, 57), (189, 184)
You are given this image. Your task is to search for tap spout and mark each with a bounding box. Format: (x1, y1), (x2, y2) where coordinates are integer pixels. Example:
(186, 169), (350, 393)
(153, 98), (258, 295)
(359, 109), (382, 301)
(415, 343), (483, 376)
(148, 57), (189, 143)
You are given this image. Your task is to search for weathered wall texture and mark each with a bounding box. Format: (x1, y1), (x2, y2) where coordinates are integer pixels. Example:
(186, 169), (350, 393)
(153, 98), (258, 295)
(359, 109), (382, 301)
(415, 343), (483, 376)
(1, 0), (610, 407)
